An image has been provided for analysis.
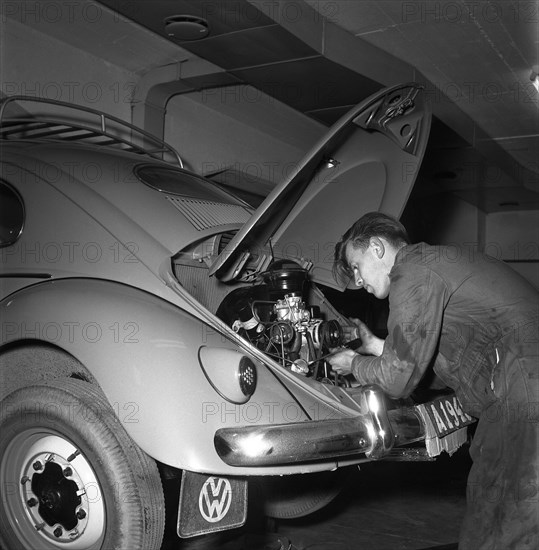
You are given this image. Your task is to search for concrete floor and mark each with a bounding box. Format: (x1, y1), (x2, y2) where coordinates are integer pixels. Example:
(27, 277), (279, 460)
(162, 446), (471, 550)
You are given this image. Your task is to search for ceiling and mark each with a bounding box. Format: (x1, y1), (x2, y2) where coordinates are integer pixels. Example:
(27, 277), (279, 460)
(96, 0), (538, 213)
(13, 0), (539, 213)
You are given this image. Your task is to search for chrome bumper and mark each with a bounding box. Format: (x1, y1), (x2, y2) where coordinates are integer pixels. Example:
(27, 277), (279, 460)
(215, 416), (372, 467)
(214, 386), (424, 467)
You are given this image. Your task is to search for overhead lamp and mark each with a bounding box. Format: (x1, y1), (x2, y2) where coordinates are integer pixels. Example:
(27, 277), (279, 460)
(164, 15), (210, 41)
(530, 67), (539, 93)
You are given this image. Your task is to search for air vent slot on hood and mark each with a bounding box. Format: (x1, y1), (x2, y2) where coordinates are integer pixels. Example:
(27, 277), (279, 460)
(166, 196), (251, 231)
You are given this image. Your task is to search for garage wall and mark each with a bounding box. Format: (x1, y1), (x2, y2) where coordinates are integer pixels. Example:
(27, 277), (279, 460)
(1, 17), (135, 120)
(486, 210), (539, 289)
(403, 193), (482, 245)
(165, 86), (325, 189)
(403, 192), (539, 289)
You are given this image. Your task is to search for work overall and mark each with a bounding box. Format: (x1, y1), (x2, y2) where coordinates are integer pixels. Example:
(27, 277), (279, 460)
(351, 243), (539, 549)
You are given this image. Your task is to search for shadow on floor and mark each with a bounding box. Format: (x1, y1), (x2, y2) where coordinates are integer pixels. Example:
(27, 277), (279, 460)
(162, 446), (471, 550)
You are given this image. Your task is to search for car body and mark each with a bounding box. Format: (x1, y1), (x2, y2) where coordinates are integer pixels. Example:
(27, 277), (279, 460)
(0, 86), (474, 549)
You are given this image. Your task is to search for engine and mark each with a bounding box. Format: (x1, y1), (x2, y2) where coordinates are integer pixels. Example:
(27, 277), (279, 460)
(216, 260), (357, 383)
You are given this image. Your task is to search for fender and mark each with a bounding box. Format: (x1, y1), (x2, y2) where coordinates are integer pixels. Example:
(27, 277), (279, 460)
(0, 278), (313, 474)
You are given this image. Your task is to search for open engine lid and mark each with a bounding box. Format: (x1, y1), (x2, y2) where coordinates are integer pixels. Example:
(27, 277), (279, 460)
(209, 83), (431, 290)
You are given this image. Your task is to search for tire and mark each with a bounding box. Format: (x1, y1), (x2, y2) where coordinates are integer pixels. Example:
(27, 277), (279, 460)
(0, 378), (165, 550)
(259, 468), (352, 519)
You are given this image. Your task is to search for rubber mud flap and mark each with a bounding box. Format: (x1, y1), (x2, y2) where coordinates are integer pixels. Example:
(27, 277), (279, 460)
(177, 471), (247, 538)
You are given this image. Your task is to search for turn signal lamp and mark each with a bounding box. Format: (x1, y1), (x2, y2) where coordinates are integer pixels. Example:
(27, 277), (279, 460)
(199, 347), (257, 404)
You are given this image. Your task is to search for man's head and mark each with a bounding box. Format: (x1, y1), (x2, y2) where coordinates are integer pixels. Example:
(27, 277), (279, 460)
(333, 212), (410, 298)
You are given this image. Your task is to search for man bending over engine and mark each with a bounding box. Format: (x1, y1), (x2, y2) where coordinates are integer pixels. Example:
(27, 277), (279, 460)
(329, 211), (538, 550)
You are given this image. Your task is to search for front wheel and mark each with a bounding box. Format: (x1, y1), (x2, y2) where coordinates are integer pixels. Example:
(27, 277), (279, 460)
(0, 378), (164, 550)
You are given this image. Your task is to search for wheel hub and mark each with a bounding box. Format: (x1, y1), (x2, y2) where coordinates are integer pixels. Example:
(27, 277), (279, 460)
(32, 460), (81, 530)
(21, 451), (89, 543)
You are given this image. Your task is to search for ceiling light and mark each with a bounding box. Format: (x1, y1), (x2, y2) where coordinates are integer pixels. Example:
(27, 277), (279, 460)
(164, 15), (210, 41)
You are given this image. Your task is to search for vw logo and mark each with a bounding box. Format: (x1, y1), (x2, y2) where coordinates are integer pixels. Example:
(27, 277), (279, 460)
(198, 477), (232, 523)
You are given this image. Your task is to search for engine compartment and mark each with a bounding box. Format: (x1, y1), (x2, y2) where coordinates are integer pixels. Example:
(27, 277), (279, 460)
(215, 259), (359, 384)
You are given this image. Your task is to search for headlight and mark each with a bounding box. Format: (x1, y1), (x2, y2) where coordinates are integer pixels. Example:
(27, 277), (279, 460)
(198, 347), (257, 404)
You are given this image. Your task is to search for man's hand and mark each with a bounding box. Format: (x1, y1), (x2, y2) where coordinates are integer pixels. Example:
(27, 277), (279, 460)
(330, 319), (385, 377)
(349, 318), (384, 357)
(328, 348), (357, 376)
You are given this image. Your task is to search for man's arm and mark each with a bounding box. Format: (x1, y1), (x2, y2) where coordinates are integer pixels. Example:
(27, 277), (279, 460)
(334, 264), (448, 398)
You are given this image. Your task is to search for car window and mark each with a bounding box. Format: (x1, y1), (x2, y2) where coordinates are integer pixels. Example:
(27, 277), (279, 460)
(135, 165), (244, 205)
(0, 181), (24, 247)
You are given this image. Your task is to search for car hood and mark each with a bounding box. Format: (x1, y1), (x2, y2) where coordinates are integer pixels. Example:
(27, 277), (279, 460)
(209, 83), (431, 290)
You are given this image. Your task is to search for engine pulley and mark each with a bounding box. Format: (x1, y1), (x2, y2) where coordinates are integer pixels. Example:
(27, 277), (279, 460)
(309, 319), (343, 349)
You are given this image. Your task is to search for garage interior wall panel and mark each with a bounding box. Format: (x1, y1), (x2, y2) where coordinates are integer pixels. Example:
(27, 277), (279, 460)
(486, 211), (539, 289)
(2, 18), (135, 122)
(164, 89), (324, 187)
(408, 194), (481, 247)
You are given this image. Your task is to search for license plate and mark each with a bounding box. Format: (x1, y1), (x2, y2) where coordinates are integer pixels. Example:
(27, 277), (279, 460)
(414, 394), (476, 457)
(177, 471), (247, 538)
(422, 394), (475, 437)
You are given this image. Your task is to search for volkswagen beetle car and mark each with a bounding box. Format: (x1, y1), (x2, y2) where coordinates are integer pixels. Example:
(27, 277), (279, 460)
(0, 85), (475, 549)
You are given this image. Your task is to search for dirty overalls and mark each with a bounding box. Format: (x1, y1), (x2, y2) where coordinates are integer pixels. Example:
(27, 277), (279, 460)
(351, 243), (539, 550)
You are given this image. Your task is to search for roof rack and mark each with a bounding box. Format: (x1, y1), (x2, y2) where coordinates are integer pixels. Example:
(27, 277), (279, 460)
(0, 96), (183, 167)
